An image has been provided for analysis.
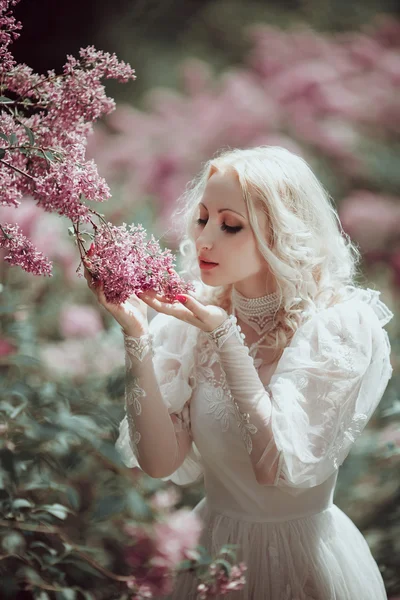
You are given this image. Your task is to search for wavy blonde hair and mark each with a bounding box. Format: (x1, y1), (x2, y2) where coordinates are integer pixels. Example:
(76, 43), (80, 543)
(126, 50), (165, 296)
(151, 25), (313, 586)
(171, 146), (362, 351)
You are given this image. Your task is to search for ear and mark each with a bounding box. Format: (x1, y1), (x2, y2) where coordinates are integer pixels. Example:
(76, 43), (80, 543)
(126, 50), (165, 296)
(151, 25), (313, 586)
(209, 164), (219, 178)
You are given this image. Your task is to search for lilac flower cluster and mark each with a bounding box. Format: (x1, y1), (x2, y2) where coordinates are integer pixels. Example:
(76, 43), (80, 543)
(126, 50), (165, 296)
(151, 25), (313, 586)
(0, 223), (52, 275)
(124, 509), (202, 599)
(84, 222), (194, 304)
(0, 2), (191, 312)
(0, 0), (137, 278)
(0, 0), (21, 72)
(196, 562), (247, 598)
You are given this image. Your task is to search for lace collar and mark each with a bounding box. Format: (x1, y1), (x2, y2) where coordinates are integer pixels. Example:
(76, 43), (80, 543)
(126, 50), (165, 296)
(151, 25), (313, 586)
(231, 287), (281, 336)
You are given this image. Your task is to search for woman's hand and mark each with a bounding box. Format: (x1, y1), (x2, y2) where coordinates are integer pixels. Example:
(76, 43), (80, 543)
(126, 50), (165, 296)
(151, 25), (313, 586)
(83, 261), (149, 337)
(138, 291), (229, 333)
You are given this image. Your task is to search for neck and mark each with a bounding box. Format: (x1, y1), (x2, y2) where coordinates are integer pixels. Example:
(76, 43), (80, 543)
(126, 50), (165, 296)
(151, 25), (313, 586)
(233, 273), (277, 299)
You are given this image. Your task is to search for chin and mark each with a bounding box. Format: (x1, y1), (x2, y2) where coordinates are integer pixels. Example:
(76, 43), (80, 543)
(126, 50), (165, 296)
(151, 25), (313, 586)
(200, 273), (234, 289)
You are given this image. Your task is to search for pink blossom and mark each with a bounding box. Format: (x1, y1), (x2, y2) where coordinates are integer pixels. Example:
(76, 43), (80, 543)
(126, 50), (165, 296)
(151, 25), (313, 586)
(1, 3), (136, 276)
(124, 510), (201, 598)
(149, 488), (181, 512)
(153, 509), (202, 567)
(0, 223), (52, 275)
(124, 527), (174, 598)
(391, 252), (400, 287)
(339, 191), (400, 252)
(0, 338), (16, 357)
(83, 222), (194, 304)
(40, 334), (124, 381)
(197, 561), (247, 598)
(0, 0), (21, 73)
(59, 304), (104, 339)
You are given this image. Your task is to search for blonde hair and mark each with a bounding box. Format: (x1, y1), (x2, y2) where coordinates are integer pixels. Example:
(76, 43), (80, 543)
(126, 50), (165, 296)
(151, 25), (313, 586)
(172, 146), (362, 351)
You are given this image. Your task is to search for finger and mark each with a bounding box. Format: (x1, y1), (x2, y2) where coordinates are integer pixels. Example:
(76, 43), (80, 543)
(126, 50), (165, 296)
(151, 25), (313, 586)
(140, 292), (202, 327)
(173, 294), (209, 323)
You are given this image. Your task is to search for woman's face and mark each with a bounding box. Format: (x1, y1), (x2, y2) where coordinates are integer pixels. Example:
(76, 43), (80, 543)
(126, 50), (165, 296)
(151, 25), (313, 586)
(194, 169), (272, 295)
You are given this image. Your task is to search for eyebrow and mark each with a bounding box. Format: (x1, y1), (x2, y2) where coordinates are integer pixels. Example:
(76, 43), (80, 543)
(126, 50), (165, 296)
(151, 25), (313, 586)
(199, 202), (246, 219)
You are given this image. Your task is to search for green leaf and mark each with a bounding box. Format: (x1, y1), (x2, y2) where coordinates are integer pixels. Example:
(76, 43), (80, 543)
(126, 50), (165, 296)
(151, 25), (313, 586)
(12, 498), (34, 510)
(23, 125), (35, 145)
(43, 150), (55, 162)
(0, 148), (5, 160)
(91, 494), (125, 521)
(214, 558), (232, 576)
(0, 131), (8, 142)
(59, 558), (107, 579)
(66, 486), (80, 511)
(177, 559), (196, 570)
(55, 589), (77, 600)
(1, 531), (25, 553)
(30, 541), (58, 556)
(34, 592), (50, 600)
(0, 96), (14, 104)
(9, 133), (18, 146)
(79, 592), (96, 600)
(36, 503), (71, 520)
(126, 488), (150, 519)
(7, 354), (41, 367)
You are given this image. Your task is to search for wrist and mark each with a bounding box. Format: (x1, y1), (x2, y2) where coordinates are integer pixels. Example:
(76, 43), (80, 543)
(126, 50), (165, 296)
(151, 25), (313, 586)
(122, 326), (149, 338)
(205, 315), (246, 349)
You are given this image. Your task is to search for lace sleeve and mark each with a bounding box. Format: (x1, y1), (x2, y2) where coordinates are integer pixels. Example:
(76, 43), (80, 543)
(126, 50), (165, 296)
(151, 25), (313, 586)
(115, 314), (203, 486)
(205, 299), (393, 495)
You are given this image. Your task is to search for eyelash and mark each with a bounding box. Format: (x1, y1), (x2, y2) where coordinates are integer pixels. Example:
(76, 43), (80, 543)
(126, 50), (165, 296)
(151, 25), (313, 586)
(196, 218), (242, 234)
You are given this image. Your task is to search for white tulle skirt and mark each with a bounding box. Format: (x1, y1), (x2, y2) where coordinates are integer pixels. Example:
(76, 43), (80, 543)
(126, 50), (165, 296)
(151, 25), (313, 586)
(169, 499), (387, 600)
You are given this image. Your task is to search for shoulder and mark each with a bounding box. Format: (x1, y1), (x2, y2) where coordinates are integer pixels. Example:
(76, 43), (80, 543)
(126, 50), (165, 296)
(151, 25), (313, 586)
(297, 286), (393, 343)
(276, 287), (393, 377)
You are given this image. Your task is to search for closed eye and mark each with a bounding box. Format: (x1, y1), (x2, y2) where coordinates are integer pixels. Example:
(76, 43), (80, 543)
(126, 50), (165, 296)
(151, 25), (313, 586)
(196, 218), (242, 234)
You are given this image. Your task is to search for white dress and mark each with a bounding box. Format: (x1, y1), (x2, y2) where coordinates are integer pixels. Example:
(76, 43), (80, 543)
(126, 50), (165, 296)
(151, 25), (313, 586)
(116, 286), (393, 600)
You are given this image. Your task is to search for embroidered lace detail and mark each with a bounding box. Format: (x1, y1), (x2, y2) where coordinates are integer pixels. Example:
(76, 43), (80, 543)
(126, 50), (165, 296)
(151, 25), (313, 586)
(328, 412), (368, 468)
(126, 377), (146, 415)
(126, 410), (142, 446)
(195, 333), (258, 454)
(205, 315), (246, 349)
(124, 332), (154, 364)
(123, 332), (153, 449)
(234, 400), (258, 454)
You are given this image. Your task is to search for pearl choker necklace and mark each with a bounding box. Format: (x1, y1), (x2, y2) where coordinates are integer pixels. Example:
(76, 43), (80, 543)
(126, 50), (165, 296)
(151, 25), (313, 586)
(231, 287), (281, 336)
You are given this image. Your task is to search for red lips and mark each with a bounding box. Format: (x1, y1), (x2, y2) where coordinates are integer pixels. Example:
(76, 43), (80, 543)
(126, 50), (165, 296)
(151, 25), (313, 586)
(198, 256), (218, 264)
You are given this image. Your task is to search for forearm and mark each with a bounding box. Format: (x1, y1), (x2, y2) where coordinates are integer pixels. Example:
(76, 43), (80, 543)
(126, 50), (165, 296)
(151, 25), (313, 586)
(205, 316), (282, 484)
(124, 332), (181, 478)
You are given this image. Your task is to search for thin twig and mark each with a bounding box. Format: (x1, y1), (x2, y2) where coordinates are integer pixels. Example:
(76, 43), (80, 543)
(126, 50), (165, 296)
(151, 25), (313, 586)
(0, 158), (36, 180)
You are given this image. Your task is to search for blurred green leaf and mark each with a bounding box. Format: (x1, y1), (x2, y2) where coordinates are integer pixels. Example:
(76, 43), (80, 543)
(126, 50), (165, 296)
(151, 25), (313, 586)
(35, 503), (72, 520)
(91, 494), (125, 521)
(55, 589), (77, 600)
(12, 498), (34, 510)
(23, 125), (35, 145)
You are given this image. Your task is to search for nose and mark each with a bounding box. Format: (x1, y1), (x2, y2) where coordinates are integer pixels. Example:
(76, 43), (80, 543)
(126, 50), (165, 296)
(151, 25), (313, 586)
(196, 229), (214, 252)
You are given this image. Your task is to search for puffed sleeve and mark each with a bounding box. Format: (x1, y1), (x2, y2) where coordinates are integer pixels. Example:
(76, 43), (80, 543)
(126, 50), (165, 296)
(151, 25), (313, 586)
(115, 313), (203, 486)
(267, 296), (393, 492)
(206, 289), (393, 495)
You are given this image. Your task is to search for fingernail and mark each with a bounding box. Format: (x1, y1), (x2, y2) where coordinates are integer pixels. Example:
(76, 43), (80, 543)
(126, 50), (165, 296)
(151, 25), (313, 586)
(175, 294), (187, 304)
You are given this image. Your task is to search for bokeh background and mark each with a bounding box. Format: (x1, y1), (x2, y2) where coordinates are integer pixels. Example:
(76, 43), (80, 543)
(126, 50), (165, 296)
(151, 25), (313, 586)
(1, 0), (400, 597)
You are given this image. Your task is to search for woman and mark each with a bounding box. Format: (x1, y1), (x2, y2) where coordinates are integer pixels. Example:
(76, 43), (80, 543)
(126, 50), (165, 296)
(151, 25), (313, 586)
(85, 146), (393, 599)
